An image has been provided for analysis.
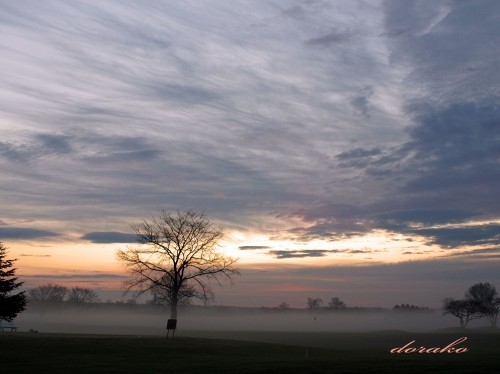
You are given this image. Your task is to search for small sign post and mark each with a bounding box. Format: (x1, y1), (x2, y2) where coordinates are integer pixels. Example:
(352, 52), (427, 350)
(166, 319), (177, 339)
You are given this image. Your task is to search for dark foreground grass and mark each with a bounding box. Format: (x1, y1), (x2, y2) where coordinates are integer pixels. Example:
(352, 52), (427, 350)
(0, 330), (498, 373)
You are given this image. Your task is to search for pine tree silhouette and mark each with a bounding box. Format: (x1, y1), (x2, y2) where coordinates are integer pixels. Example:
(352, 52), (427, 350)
(0, 242), (27, 322)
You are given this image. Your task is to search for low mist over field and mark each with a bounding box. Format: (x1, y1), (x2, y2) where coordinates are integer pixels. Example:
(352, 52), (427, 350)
(14, 304), (481, 337)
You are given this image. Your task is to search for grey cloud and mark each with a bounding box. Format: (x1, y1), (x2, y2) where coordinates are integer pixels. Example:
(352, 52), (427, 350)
(385, 0), (500, 104)
(268, 249), (332, 259)
(288, 258), (500, 285)
(241, 258), (500, 307)
(19, 254), (52, 257)
(336, 147), (382, 160)
(238, 246), (271, 250)
(289, 223), (366, 241)
(445, 247), (500, 258)
(414, 224), (500, 248)
(282, 5), (307, 20)
(327, 102), (500, 248)
(347, 249), (372, 254)
(0, 131), (162, 166)
(350, 95), (369, 116)
(374, 209), (477, 228)
(334, 147), (396, 170)
(36, 134), (72, 154)
(83, 148), (161, 164)
(0, 0), (498, 262)
(0, 141), (28, 163)
(81, 231), (137, 244)
(384, 103), (500, 226)
(305, 29), (351, 47)
(266, 248), (367, 259)
(0, 133), (73, 164)
(23, 273), (128, 280)
(144, 83), (220, 105)
(0, 227), (60, 240)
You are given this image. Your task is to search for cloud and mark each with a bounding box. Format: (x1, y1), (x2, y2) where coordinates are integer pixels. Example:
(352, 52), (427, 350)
(266, 248), (370, 259)
(82, 232), (138, 244)
(445, 247), (500, 259)
(268, 249), (333, 259)
(305, 29), (351, 47)
(0, 227), (60, 240)
(366, 102), (500, 244)
(336, 147), (382, 161)
(0, 133), (73, 163)
(373, 209), (477, 228)
(384, 0), (500, 105)
(234, 258), (500, 307)
(322, 101), (500, 248)
(23, 273), (128, 280)
(414, 224), (500, 248)
(19, 254), (52, 257)
(0, 0), (498, 268)
(36, 134), (72, 155)
(238, 246), (271, 251)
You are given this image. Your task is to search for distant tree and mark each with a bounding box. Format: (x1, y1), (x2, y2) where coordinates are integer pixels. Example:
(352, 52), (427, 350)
(465, 282), (500, 327)
(28, 283), (68, 305)
(442, 297), (483, 328)
(67, 287), (100, 305)
(393, 304), (430, 312)
(277, 302), (290, 310)
(328, 297), (346, 310)
(117, 210), (238, 322)
(487, 298), (500, 328)
(307, 297), (323, 309)
(0, 242), (27, 322)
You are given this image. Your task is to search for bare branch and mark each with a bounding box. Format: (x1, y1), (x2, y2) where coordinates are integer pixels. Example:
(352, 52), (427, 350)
(116, 210), (239, 319)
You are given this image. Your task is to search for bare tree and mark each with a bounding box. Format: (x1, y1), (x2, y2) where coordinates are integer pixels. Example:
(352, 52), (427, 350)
(307, 297), (323, 309)
(488, 298), (500, 327)
(67, 287), (100, 305)
(277, 302), (290, 310)
(465, 282), (500, 327)
(28, 283), (68, 305)
(328, 297), (346, 310)
(442, 297), (484, 328)
(117, 210), (238, 321)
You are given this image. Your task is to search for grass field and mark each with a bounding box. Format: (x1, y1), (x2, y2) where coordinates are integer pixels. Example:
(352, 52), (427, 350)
(0, 329), (498, 373)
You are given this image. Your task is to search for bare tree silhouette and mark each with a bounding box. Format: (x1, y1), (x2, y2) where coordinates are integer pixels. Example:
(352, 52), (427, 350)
(117, 210), (238, 322)
(465, 282), (500, 327)
(307, 297), (323, 309)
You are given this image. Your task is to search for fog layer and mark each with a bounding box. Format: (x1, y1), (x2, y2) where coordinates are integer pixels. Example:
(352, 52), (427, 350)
(14, 305), (486, 337)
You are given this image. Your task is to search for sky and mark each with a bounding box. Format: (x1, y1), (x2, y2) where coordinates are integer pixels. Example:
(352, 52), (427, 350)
(1, 0), (499, 308)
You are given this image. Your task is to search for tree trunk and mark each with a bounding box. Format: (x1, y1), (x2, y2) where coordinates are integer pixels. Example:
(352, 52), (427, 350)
(170, 292), (178, 320)
(490, 313), (498, 328)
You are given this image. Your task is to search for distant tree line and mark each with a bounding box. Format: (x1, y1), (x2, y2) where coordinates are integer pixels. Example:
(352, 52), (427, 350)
(393, 304), (430, 312)
(443, 282), (500, 328)
(28, 283), (100, 306)
(305, 297), (347, 310)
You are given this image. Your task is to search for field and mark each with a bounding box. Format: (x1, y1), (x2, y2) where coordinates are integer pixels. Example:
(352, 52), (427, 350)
(1, 329), (498, 373)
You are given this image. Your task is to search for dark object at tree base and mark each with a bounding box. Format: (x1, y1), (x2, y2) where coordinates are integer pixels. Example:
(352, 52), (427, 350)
(167, 319), (177, 338)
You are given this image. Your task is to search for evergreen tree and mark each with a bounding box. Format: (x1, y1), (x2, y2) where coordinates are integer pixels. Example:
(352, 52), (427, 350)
(0, 242), (27, 322)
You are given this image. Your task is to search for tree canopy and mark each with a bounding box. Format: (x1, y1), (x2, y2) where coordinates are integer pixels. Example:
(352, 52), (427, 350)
(0, 242), (27, 322)
(117, 210), (238, 320)
(443, 282), (500, 328)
